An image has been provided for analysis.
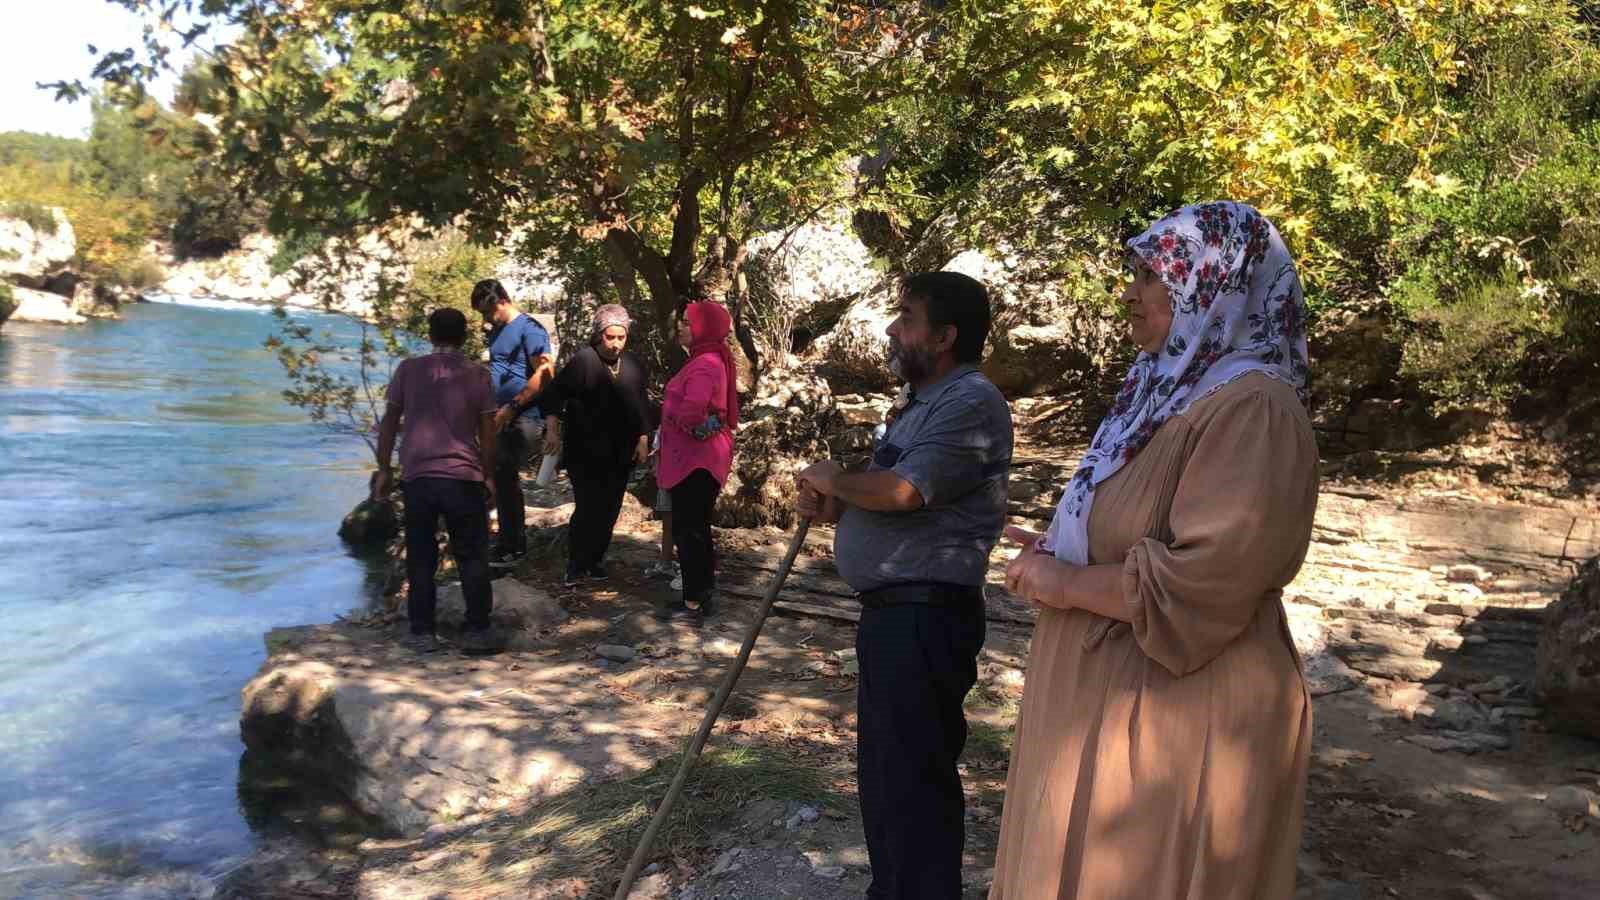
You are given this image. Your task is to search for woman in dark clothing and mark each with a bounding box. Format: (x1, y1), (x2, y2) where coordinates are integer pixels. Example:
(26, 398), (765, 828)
(540, 304), (652, 586)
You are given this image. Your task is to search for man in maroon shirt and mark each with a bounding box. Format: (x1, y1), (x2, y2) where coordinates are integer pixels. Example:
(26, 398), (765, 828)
(374, 308), (501, 653)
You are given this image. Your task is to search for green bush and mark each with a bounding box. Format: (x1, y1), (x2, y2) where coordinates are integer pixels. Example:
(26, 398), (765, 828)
(170, 165), (258, 259)
(2, 199), (59, 235)
(116, 255), (168, 293)
(269, 229), (326, 275)
(400, 232), (503, 357)
(0, 131), (86, 167)
(1379, 8), (1600, 408)
(1396, 273), (1555, 407)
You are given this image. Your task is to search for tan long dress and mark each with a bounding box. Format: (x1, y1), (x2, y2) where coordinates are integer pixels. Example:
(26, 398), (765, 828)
(989, 373), (1318, 900)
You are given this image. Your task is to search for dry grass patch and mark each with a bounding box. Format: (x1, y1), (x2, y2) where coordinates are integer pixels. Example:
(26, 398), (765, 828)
(388, 744), (849, 898)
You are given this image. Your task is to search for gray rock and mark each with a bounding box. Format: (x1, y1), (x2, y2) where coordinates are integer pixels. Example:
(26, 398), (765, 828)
(338, 496), (398, 547)
(710, 848), (747, 876)
(982, 322), (1094, 397)
(1419, 698), (1485, 731)
(8, 286), (86, 324)
(0, 207), (76, 282)
(703, 638), (742, 659)
(1536, 556), (1600, 740)
(1388, 684), (1432, 715)
(785, 804), (821, 829)
(1545, 785), (1599, 819)
(627, 872), (672, 899)
(1304, 653), (1365, 697)
(434, 577), (566, 647)
(1467, 674), (1512, 694)
(1404, 731), (1510, 754)
(595, 643), (638, 663)
(1447, 564), (1492, 584)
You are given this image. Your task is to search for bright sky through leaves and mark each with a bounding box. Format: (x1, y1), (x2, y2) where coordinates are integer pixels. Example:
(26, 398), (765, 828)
(0, 0), (197, 138)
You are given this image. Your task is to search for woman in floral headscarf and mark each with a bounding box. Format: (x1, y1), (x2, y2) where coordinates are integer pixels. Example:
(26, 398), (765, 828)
(988, 202), (1317, 899)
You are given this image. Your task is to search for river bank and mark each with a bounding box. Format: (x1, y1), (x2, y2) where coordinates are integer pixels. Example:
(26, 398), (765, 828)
(221, 408), (1600, 899)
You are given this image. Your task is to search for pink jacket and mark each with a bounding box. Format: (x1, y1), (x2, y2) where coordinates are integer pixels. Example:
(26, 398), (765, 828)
(658, 354), (734, 489)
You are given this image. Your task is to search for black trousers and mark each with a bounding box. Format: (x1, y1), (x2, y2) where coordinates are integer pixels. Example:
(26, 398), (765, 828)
(856, 598), (986, 900)
(668, 469), (720, 603)
(403, 477), (493, 634)
(567, 459), (633, 571)
(493, 416), (542, 555)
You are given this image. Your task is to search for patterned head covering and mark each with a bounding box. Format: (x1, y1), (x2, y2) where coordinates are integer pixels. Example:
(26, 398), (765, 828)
(590, 303), (632, 343)
(1042, 201), (1310, 565)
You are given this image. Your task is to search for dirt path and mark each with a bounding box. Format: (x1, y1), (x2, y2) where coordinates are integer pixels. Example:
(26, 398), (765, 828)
(224, 433), (1600, 899)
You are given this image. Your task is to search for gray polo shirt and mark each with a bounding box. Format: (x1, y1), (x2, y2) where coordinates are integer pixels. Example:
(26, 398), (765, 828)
(835, 365), (1014, 592)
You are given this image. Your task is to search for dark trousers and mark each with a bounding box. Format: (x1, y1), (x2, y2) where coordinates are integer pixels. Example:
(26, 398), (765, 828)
(567, 460), (633, 571)
(402, 477), (493, 634)
(856, 599), (986, 900)
(668, 469), (720, 603)
(493, 415), (542, 555)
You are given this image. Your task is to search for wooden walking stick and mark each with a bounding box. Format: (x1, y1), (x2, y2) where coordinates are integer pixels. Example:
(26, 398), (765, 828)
(610, 516), (813, 900)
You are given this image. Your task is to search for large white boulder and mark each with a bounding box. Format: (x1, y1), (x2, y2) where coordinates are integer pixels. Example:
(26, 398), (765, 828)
(9, 286), (86, 324)
(0, 207), (76, 282)
(1537, 556), (1600, 740)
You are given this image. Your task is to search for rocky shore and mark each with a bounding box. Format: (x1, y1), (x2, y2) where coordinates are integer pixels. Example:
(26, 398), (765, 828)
(225, 401), (1600, 899)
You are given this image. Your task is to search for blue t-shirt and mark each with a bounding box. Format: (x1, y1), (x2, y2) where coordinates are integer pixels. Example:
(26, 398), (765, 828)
(486, 313), (552, 421)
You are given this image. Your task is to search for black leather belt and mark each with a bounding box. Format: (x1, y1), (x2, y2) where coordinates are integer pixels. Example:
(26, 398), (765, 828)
(856, 582), (984, 609)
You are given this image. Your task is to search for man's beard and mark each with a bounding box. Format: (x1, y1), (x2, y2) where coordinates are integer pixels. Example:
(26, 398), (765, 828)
(887, 337), (933, 384)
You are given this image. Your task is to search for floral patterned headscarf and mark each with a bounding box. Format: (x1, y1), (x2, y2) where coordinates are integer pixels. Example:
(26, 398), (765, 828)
(1042, 201), (1310, 566)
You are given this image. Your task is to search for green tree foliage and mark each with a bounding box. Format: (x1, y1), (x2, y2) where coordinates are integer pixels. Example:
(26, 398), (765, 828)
(863, 0), (1600, 407)
(84, 91), (262, 260)
(0, 138), (162, 288)
(71, 0), (938, 361)
(403, 232), (502, 359)
(68, 0), (1600, 416)
(0, 132), (88, 166)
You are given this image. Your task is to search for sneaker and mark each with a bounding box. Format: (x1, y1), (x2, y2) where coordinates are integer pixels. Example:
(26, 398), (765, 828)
(563, 562), (582, 587)
(400, 631), (441, 653)
(457, 628), (506, 655)
(586, 563), (609, 582)
(669, 574), (683, 591)
(489, 548), (524, 570)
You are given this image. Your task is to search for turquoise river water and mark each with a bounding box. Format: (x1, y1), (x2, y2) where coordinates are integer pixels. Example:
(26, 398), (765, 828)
(0, 298), (387, 897)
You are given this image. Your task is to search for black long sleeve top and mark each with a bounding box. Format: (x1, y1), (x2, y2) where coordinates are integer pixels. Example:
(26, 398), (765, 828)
(539, 344), (653, 469)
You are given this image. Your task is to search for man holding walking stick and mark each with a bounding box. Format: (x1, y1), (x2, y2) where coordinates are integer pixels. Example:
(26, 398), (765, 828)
(796, 271), (1013, 900)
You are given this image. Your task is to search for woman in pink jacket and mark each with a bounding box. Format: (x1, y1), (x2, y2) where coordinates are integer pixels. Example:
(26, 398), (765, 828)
(657, 301), (738, 622)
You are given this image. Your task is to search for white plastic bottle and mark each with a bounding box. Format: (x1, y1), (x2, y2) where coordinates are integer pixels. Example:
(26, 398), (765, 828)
(535, 452), (559, 487)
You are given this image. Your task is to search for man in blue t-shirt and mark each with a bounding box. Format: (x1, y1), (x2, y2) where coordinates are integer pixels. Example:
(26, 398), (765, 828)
(470, 278), (555, 567)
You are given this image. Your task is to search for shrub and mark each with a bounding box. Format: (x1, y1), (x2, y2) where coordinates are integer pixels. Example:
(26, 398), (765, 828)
(400, 232), (504, 357)
(170, 166), (257, 259)
(1396, 273), (1556, 408)
(269, 229), (326, 276)
(118, 255), (167, 293)
(2, 200), (59, 236)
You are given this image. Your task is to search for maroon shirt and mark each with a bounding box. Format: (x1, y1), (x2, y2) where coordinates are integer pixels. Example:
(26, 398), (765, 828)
(386, 351), (496, 482)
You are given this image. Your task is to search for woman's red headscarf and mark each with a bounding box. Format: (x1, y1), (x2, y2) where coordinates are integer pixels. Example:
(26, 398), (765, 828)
(685, 301), (739, 431)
